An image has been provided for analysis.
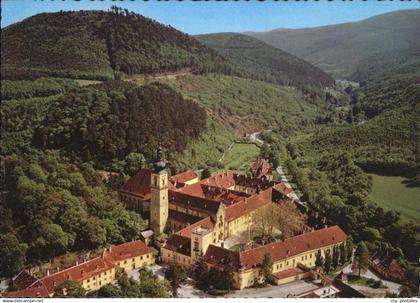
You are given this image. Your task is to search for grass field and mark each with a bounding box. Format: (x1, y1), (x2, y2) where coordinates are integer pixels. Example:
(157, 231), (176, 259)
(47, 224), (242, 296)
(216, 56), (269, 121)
(368, 173), (419, 223)
(75, 79), (102, 86)
(223, 143), (260, 173)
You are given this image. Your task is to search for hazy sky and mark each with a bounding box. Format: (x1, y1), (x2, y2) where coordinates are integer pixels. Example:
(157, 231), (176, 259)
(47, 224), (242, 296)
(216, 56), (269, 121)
(2, 0), (419, 34)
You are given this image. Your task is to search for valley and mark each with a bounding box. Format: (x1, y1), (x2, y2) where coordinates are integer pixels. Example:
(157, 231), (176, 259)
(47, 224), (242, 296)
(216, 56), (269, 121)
(0, 5), (419, 299)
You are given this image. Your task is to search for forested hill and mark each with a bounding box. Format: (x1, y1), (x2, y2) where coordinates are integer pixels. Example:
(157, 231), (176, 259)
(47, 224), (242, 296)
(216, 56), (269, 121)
(246, 9), (420, 81)
(2, 80), (207, 168)
(1, 7), (241, 81)
(196, 33), (334, 87)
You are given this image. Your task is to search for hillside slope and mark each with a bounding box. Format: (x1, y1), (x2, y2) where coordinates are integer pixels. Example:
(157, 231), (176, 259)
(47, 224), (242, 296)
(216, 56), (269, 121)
(296, 105), (419, 177)
(196, 33), (334, 87)
(136, 74), (328, 135)
(1, 8), (240, 80)
(247, 10), (420, 80)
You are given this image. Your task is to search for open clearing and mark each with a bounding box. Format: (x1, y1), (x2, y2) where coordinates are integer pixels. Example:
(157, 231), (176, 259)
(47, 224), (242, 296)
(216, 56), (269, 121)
(368, 173), (419, 223)
(223, 143), (260, 173)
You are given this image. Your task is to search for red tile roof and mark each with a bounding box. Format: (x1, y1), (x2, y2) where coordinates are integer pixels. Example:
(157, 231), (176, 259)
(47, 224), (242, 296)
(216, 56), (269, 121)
(4, 285), (49, 298)
(12, 270), (39, 290)
(163, 234), (191, 256)
(170, 169), (198, 184)
(238, 226), (347, 270)
(103, 240), (152, 263)
(234, 174), (274, 190)
(169, 191), (221, 215)
(225, 188), (271, 222)
(176, 216), (215, 238)
(200, 171), (236, 189)
(39, 257), (114, 294)
(168, 209), (202, 225)
(251, 159), (271, 178)
(273, 182), (292, 195)
(202, 245), (240, 269)
(119, 168), (151, 200)
(272, 267), (305, 280)
(178, 183), (249, 205)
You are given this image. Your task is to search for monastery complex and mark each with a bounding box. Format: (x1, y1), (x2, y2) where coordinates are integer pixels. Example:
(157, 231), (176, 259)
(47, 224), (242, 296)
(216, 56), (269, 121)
(5, 148), (348, 296)
(119, 148), (348, 289)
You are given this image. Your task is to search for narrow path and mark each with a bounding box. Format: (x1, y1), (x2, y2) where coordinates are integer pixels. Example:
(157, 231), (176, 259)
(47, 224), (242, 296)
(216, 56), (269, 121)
(218, 142), (235, 163)
(247, 131), (304, 206)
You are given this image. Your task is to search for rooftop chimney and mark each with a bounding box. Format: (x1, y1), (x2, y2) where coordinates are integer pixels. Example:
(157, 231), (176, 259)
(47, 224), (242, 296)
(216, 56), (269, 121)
(47, 270), (50, 276)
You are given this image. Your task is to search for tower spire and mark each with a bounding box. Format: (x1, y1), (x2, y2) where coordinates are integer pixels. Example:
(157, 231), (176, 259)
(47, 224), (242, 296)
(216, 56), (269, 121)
(153, 145), (166, 173)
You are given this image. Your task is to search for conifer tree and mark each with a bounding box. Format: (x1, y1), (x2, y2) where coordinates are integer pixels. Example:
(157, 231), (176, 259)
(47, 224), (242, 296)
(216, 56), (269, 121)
(354, 241), (369, 277)
(324, 251), (332, 274)
(315, 250), (324, 268)
(332, 246), (340, 269)
(339, 243), (347, 265)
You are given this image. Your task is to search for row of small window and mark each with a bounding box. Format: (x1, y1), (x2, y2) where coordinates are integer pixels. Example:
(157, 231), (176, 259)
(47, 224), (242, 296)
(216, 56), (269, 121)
(164, 252), (191, 265)
(116, 255), (150, 266)
(84, 274), (111, 285)
(273, 253), (315, 270)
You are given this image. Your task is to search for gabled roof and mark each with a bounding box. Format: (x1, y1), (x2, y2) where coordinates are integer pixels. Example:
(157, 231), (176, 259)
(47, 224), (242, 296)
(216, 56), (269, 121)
(178, 182), (249, 205)
(164, 216), (216, 256)
(225, 188), (271, 222)
(164, 234), (191, 257)
(272, 267), (305, 280)
(4, 285), (49, 298)
(12, 270), (39, 290)
(234, 174), (274, 190)
(202, 245), (240, 269)
(273, 182), (292, 195)
(39, 257), (114, 294)
(118, 168), (151, 200)
(168, 209), (202, 225)
(103, 240), (152, 263)
(176, 216), (215, 238)
(238, 226), (347, 270)
(251, 159), (271, 178)
(200, 171), (236, 189)
(170, 169), (198, 184)
(169, 191), (221, 215)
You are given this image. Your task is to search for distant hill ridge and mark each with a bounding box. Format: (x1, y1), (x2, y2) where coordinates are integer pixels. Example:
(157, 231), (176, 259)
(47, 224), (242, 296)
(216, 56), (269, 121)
(1, 8), (242, 81)
(246, 9), (420, 81)
(196, 32), (334, 87)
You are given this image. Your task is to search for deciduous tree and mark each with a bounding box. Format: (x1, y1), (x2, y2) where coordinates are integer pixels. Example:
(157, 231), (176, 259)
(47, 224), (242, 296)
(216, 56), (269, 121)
(54, 280), (86, 297)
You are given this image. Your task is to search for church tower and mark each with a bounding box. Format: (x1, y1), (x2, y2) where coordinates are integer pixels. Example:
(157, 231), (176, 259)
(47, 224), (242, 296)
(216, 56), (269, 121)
(150, 146), (169, 235)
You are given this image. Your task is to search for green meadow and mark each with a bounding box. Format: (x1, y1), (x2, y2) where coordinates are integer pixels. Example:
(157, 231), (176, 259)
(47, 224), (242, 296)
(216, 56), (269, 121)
(368, 173), (419, 223)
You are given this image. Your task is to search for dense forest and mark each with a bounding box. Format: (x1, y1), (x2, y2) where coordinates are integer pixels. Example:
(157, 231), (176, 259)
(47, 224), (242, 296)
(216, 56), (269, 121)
(1, 78), (79, 100)
(1, 7), (243, 81)
(300, 105), (419, 177)
(2, 80), (207, 170)
(0, 150), (142, 277)
(196, 33), (334, 87)
(355, 75), (420, 118)
(35, 81), (207, 166)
